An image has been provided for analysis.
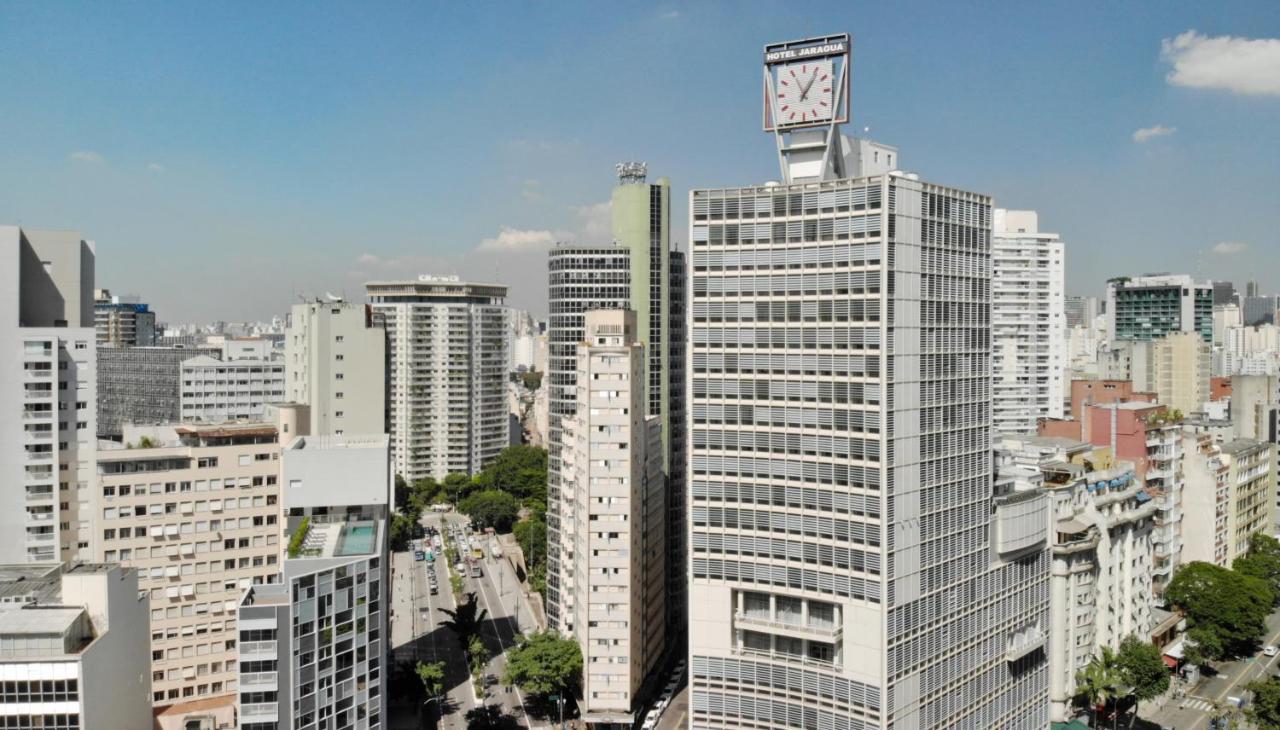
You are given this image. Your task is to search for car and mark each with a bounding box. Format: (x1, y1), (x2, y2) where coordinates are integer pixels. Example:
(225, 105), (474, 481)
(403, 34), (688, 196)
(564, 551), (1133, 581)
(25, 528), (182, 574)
(1265, 645), (1278, 657)
(471, 565), (483, 578)
(413, 551), (425, 562)
(429, 585), (438, 595)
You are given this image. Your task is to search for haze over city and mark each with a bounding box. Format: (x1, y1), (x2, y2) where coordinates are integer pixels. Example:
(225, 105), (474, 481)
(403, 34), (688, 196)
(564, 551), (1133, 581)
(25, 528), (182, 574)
(2, 1), (1277, 323)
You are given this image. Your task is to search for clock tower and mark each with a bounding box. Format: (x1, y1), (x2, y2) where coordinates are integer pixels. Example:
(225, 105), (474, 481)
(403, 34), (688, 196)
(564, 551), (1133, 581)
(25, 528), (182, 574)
(763, 34), (852, 183)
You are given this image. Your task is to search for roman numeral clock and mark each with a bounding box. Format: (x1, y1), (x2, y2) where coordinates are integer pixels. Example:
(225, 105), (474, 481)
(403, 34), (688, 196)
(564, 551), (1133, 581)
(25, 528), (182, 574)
(762, 34), (851, 183)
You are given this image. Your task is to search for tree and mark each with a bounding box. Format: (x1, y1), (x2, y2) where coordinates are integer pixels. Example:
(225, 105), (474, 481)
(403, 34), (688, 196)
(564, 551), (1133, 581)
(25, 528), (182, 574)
(442, 472), (474, 504)
(502, 631), (583, 697)
(459, 490), (520, 533)
(394, 474), (410, 513)
(1166, 561), (1273, 660)
(389, 513), (414, 552)
(439, 592), (488, 648)
(408, 476), (441, 515)
(1075, 647), (1124, 729)
(468, 634), (491, 678)
(513, 518), (547, 572)
(1247, 677), (1280, 730)
(1116, 635), (1170, 707)
(1234, 533), (1280, 604)
(415, 660), (445, 700)
(474, 445), (547, 503)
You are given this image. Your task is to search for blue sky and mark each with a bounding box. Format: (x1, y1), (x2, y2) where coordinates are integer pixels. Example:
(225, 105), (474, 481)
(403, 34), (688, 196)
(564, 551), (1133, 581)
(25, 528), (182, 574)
(1, 2), (1277, 322)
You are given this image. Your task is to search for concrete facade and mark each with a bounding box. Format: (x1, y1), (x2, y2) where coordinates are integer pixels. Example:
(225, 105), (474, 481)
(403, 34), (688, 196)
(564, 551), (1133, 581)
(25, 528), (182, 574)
(180, 355), (286, 424)
(94, 288), (156, 346)
(1106, 274), (1212, 343)
(1, 226), (99, 565)
(688, 173), (1050, 729)
(1181, 435), (1275, 566)
(0, 563), (152, 730)
(94, 422), (283, 711)
(564, 311), (665, 723)
(992, 209), (1066, 436)
(285, 299), (387, 437)
(365, 277), (509, 482)
(1152, 332), (1210, 416)
(97, 345), (221, 437)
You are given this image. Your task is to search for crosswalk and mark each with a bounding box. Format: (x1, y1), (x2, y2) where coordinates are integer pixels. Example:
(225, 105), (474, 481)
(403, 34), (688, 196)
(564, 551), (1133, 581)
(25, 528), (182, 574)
(1180, 696), (1217, 713)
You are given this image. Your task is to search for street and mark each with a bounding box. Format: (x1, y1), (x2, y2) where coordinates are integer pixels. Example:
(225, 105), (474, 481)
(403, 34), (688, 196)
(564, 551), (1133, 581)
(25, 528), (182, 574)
(390, 510), (543, 728)
(1141, 609), (1280, 729)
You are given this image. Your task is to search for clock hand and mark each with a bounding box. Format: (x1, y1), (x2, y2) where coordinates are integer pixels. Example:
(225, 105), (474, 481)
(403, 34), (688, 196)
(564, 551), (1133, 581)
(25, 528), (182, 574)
(801, 69), (819, 100)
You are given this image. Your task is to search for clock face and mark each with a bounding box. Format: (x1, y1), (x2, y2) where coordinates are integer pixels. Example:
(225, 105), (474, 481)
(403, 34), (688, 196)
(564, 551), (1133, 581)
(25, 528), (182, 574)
(774, 59), (834, 126)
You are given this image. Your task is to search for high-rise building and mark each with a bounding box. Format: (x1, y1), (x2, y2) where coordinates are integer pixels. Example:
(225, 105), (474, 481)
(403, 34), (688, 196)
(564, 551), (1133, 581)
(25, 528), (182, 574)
(687, 36), (1050, 729)
(546, 164), (688, 634)
(1, 226), (99, 564)
(285, 298), (387, 436)
(565, 310), (666, 724)
(94, 288), (157, 346)
(236, 432), (390, 730)
(1063, 295), (1098, 329)
(997, 436), (1154, 722)
(992, 209), (1065, 435)
(1182, 435), (1276, 566)
(1212, 280), (1237, 307)
(365, 276), (509, 482)
(1106, 274), (1212, 343)
(98, 344), (221, 438)
(180, 354), (287, 423)
(1242, 294), (1279, 327)
(95, 421), (284, 721)
(0, 563), (153, 729)
(547, 244), (631, 630)
(1151, 331), (1210, 416)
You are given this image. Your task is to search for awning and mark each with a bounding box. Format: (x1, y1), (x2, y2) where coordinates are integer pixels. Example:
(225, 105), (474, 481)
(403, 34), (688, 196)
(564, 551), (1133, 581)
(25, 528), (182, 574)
(1162, 655), (1178, 669)
(1056, 518), (1089, 534)
(1163, 638), (1186, 660)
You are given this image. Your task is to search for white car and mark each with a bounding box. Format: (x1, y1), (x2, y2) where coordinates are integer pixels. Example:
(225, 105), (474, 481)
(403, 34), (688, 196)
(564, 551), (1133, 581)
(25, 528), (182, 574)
(1265, 645), (1278, 657)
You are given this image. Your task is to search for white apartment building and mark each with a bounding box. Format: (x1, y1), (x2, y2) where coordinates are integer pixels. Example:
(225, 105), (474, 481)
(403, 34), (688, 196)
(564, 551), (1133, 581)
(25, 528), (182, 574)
(1217, 324), (1280, 377)
(95, 422), (283, 720)
(365, 276), (509, 482)
(992, 209), (1065, 436)
(286, 299), (387, 437)
(236, 433), (391, 730)
(1182, 434), (1276, 566)
(180, 355), (286, 423)
(564, 311), (665, 724)
(998, 436), (1155, 722)
(0, 563), (152, 730)
(689, 166), (1051, 727)
(1, 227), (99, 565)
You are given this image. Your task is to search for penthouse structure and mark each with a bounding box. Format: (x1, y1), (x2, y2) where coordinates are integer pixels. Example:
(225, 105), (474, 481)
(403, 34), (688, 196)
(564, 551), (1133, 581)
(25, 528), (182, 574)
(365, 276), (509, 482)
(94, 288), (157, 346)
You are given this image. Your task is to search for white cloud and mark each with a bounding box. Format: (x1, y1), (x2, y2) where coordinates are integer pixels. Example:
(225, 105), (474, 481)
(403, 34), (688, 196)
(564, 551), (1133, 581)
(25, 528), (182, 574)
(477, 227), (557, 252)
(572, 201), (612, 241)
(1132, 124), (1176, 143)
(659, 9), (680, 20)
(148, 162), (164, 173)
(69, 150), (103, 164)
(1212, 241), (1249, 255)
(1161, 30), (1280, 96)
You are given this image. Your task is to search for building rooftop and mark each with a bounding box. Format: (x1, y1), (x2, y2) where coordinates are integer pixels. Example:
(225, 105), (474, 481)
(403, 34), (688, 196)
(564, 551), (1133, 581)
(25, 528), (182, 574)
(1222, 439), (1268, 456)
(0, 565), (63, 604)
(288, 520), (381, 560)
(0, 606), (83, 636)
(286, 434), (390, 451)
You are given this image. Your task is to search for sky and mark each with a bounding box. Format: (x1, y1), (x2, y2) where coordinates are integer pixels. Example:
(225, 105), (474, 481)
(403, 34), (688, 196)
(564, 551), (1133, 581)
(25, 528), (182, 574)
(1, 2), (1278, 323)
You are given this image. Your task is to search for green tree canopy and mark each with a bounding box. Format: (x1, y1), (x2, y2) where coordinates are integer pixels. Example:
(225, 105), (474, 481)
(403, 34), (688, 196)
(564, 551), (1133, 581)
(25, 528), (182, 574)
(1166, 561), (1274, 660)
(389, 513), (415, 552)
(1116, 635), (1170, 702)
(474, 445), (548, 503)
(513, 518), (547, 570)
(415, 660), (445, 699)
(1248, 677), (1280, 730)
(1234, 533), (1280, 604)
(459, 490), (521, 533)
(502, 631), (583, 697)
(442, 472), (475, 503)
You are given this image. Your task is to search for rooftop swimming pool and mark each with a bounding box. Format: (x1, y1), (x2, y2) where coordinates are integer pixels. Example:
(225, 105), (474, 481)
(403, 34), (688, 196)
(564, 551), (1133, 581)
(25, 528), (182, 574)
(335, 522), (377, 556)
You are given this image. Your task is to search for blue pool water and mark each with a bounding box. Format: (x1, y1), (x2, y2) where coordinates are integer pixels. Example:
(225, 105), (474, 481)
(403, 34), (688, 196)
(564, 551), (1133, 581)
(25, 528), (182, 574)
(335, 523), (376, 556)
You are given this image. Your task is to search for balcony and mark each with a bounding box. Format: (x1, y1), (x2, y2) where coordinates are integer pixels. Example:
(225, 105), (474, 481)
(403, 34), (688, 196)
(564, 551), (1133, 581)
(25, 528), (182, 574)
(734, 645), (837, 669)
(1006, 625), (1046, 662)
(239, 640), (278, 658)
(239, 702), (278, 722)
(734, 612), (842, 641)
(240, 672), (278, 690)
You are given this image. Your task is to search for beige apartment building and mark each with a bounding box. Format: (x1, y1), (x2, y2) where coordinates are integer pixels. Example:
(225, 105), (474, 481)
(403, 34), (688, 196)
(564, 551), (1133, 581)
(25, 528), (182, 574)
(1152, 331), (1210, 416)
(1183, 433), (1276, 566)
(565, 310), (666, 725)
(95, 421), (283, 719)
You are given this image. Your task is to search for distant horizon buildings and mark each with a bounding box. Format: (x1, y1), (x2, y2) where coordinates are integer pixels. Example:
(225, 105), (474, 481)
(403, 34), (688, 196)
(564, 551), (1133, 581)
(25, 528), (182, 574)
(366, 276), (509, 482)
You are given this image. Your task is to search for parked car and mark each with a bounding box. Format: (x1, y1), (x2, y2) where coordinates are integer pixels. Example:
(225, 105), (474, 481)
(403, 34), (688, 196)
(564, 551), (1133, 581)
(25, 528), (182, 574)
(413, 551), (425, 562)
(471, 565), (483, 578)
(1264, 645), (1277, 657)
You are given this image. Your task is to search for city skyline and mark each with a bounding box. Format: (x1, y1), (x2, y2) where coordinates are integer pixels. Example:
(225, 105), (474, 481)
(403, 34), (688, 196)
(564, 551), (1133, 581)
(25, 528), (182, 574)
(1, 2), (1278, 322)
